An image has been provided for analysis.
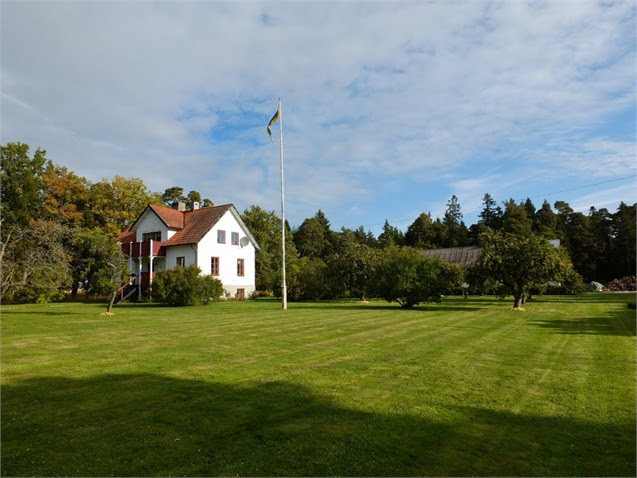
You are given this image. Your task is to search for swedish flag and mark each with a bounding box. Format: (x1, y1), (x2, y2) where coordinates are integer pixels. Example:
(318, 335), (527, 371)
(266, 106), (280, 142)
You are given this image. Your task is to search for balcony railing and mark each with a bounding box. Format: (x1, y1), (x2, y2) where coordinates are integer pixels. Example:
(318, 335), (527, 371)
(121, 240), (166, 258)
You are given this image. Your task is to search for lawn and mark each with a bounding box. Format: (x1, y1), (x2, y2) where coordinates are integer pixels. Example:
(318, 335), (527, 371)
(1, 294), (635, 476)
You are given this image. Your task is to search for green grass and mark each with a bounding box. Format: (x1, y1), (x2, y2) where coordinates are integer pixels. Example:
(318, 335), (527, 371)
(2, 294), (635, 476)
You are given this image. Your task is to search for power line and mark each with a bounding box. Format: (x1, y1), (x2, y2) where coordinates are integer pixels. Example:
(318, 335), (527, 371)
(358, 174), (636, 230)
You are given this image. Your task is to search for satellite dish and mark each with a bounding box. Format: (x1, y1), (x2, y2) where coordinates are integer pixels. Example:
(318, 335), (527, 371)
(239, 236), (249, 247)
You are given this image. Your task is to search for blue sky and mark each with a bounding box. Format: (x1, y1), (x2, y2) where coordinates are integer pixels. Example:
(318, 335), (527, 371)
(2, 1), (635, 234)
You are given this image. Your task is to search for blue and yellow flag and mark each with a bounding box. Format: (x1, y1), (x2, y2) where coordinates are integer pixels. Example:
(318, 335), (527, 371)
(266, 106), (280, 142)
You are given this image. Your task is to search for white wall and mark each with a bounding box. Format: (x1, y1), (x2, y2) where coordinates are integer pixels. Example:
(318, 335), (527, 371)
(133, 209), (170, 242)
(165, 245), (197, 269)
(196, 210), (256, 297)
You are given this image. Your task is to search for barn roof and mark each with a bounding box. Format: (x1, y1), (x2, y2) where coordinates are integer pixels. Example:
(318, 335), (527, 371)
(422, 245), (481, 266)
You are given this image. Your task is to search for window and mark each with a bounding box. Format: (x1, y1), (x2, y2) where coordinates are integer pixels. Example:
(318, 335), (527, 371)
(211, 257), (219, 276)
(236, 288), (245, 300)
(217, 230), (226, 244)
(237, 258), (245, 277)
(176, 256), (185, 267)
(231, 232), (239, 245)
(143, 231), (161, 242)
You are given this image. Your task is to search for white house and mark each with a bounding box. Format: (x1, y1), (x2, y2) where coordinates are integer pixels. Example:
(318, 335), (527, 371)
(116, 202), (259, 299)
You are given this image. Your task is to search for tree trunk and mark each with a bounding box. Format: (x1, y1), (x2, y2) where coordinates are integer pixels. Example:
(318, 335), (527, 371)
(106, 291), (117, 314)
(71, 280), (79, 298)
(521, 295), (526, 304)
(513, 295), (523, 308)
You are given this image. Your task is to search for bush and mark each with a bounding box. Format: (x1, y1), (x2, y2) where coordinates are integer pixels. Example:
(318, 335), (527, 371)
(372, 246), (462, 308)
(152, 265), (224, 306)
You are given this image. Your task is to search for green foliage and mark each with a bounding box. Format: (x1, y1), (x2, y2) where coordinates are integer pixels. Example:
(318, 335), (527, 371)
(89, 176), (162, 237)
(326, 243), (379, 300)
(478, 193), (503, 230)
(0, 142), (47, 229)
(475, 230), (579, 308)
(502, 200), (533, 236)
(161, 186), (186, 206)
(1, 220), (71, 303)
(533, 200), (558, 238)
(292, 258), (330, 301)
(373, 246), (462, 308)
(70, 229), (128, 296)
(378, 220), (405, 248)
(152, 265), (223, 306)
(405, 213), (435, 248)
(294, 217), (330, 259)
(242, 205), (299, 293)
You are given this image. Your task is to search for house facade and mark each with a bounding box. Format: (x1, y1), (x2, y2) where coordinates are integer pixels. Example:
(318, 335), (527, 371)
(117, 203), (259, 299)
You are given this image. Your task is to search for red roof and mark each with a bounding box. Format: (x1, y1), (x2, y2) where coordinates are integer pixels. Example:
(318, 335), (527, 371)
(116, 203), (258, 249)
(116, 230), (136, 243)
(148, 204), (184, 229)
(165, 204), (232, 246)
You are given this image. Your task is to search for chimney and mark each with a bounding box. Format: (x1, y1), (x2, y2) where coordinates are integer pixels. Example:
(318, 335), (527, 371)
(177, 201), (186, 212)
(192, 201), (200, 211)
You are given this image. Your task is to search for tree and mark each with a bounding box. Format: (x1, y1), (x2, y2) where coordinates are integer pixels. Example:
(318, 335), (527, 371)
(533, 200), (558, 238)
(69, 229), (128, 300)
(89, 176), (162, 237)
(162, 186), (186, 206)
(40, 163), (91, 227)
(187, 190), (202, 209)
(475, 230), (577, 308)
(0, 142), (47, 229)
(326, 243), (379, 300)
(609, 202), (637, 279)
(587, 207), (613, 281)
(378, 220), (405, 248)
(294, 217), (330, 259)
(478, 193), (503, 230)
(242, 205), (299, 293)
(405, 213), (435, 248)
(442, 195), (470, 247)
(353, 225), (378, 248)
(294, 257), (330, 301)
(373, 246), (461, 308)
(0, 220), (71, 303)
(202, 198), (214, 208)
(502, 200), (533, 236)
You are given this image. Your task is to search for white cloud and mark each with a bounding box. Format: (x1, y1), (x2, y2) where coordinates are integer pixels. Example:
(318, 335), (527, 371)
(1, 1), (634, 226)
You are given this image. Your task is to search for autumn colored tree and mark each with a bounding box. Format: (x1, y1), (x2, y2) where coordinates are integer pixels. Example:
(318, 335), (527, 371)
(41, 163), (91, 227)
(89, 176), (162, 237)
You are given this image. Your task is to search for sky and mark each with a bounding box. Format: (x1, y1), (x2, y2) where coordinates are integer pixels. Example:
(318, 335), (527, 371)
(2, 1), (635, 234)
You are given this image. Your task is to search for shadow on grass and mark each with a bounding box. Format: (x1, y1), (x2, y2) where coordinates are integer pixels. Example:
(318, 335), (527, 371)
(2, 374), (634, 476)
(528, 313), (636, 337)
(288, 302), (484, 313)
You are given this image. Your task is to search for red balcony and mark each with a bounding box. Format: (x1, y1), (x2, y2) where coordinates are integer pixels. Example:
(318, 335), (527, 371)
(121, 241), (166, 258)
(140, 272), (156, 287)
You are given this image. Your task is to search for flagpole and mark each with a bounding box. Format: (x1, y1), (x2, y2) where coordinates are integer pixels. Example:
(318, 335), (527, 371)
(278, 98), (288, 310)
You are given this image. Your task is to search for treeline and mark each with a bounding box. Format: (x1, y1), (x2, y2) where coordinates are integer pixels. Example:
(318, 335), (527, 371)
(2, 141), (635, 304)
(245, 193), (635, 299)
